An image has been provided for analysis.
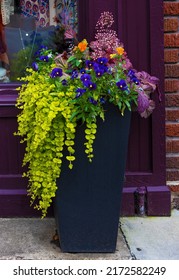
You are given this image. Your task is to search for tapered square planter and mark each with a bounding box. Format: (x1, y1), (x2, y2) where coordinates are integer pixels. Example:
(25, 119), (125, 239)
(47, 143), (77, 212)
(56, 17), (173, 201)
(54, 105), (131, 253)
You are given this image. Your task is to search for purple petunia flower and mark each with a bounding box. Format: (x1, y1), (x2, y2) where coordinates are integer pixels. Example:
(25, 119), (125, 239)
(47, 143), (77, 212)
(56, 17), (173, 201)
(32, 62), (38, 71)
(50, 68), (63, 78)
(116, 79), (128, 91)
(39, 55), (49, 62)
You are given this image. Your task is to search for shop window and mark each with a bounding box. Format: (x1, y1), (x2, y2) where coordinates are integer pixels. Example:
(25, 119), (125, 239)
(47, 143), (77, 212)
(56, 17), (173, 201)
(0, 0), (77, 83)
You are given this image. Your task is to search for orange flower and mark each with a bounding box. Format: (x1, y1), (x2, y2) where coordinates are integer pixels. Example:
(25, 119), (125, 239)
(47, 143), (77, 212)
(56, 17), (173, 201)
(116, 47), (124, 55)
(78, 39), (88, 52)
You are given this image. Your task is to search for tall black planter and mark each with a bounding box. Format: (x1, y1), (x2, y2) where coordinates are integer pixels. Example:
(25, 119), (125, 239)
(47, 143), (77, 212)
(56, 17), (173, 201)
(54, 105), (131, 253)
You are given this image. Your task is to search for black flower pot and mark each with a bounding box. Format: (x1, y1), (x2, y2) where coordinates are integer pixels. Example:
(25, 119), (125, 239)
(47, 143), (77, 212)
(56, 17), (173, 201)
(54, 105), (131, 253)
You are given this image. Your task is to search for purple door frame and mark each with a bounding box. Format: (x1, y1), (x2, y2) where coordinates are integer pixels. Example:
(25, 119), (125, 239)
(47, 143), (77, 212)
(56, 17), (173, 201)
(0, 0), (170, 217)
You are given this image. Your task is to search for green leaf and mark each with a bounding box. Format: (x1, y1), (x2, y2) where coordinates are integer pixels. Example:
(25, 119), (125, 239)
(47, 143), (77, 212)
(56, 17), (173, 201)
(117, 101), (122, 109)
(70, 111), (79, 121)
(100, 111), (105, 121)
(124, 100), (131, 110)
(67, 56), (76, 63)
(76, 60), (81, 67)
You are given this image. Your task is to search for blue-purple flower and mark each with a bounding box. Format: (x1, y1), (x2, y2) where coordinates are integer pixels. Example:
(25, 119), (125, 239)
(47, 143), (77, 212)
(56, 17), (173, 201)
(39, 45), (48, 51)
(86, 82), (97, 90)
(127, 69), (135, 78)
(75, 88), (86, 98)
(127, 69), (140, 85)
(80, 68), (86, 74)
(116, 79), (128, 91)
(93, 62), (100, 71)
(82, 80), (90, 87)
(50, 68), (63, 78)
(80, 73), (91, 82)
(131, 76), (140, 85)
(101, 65), (108, 73)
(71, 70), (78, 79)
(88, 97), (98, 105)
(62, 79), (68, 85)
(97, 57), (108, 65)
(35, 45), (48, 56)
(80, 74), (92, 86)
(32, 62), (38, 71)
(95, 68), (105, 77)
(39, 55), (49, 62)
(93, 62), (108, 77)
(85, 60), (93, 68)
(100, 97), (106, 104)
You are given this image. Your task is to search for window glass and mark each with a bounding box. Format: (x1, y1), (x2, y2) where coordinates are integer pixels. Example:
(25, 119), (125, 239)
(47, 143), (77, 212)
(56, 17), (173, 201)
(0, 0), (77, 83)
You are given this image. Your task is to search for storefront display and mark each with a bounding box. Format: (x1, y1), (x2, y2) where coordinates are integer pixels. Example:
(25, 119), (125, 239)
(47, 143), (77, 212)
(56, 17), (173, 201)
(0, 0), (77, 82)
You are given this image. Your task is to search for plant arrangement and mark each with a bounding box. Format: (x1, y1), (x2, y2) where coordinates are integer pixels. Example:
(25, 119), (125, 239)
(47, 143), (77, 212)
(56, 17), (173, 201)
(16, 12), (159, 217)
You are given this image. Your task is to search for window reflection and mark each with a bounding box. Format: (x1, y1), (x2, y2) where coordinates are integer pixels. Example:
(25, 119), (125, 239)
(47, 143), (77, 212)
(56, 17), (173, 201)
(0, 0), (77, 83)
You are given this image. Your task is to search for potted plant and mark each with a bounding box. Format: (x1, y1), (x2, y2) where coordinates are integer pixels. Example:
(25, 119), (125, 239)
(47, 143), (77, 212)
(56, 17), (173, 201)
(15, 12), (159, 252)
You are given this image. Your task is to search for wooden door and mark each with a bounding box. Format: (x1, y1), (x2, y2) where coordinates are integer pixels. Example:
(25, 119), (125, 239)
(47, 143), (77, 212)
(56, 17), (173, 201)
(78, 0), (169, 216)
